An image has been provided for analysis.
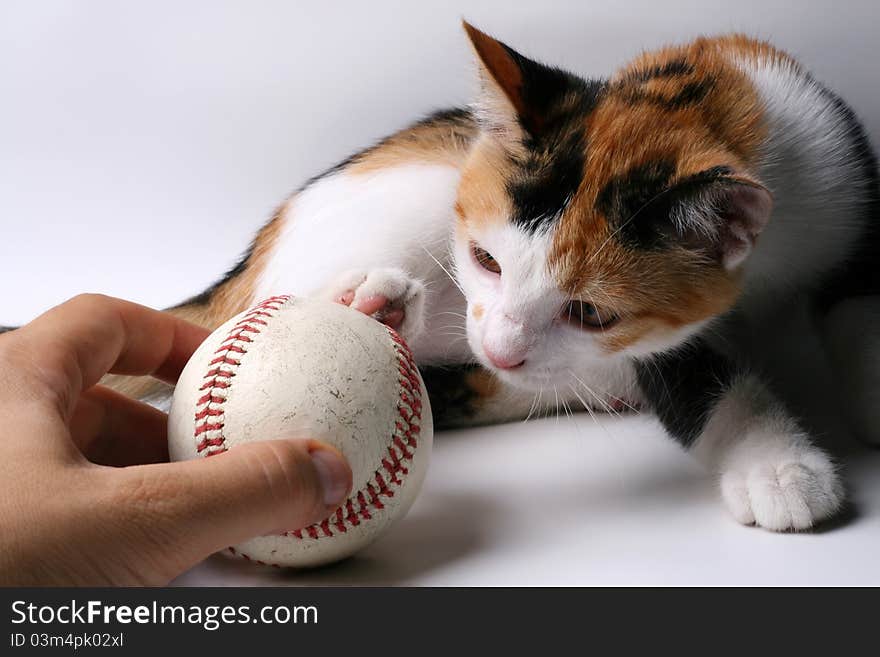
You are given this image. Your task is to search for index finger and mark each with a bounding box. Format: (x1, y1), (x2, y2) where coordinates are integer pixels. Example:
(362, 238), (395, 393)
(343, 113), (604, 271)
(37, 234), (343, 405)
(10, 294), (210, 414)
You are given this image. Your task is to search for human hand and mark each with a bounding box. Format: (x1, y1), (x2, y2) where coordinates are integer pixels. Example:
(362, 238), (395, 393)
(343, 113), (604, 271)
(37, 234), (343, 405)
(0, 294), (352, 585)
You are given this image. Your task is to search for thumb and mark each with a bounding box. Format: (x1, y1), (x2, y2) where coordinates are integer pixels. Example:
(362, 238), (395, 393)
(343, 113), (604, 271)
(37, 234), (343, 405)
(113, 439), (352, 572)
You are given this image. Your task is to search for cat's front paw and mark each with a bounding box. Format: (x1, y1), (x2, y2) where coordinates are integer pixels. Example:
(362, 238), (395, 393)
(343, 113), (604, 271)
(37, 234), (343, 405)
(324, 268), (426, 343)
(719, 435), (844, 532)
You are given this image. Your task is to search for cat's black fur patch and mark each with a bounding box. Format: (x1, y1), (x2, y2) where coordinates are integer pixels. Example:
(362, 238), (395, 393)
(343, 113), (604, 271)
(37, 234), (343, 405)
(502, 52), (607, 233)
(624, 59), (695, 83)
(595, 160), (677, 246)
(634, 337), (737, 448)
(508, 132), (587, 233)
(663, 79), (713, 108)
(597, 163), (735, 250)
(500, 45), (603, 129)
(420, 363), (484, 429)
(618, 78), (714, 110)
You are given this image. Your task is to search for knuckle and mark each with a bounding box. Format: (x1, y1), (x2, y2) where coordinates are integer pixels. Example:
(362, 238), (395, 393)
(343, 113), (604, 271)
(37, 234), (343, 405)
(68, 292), (112, 309)
(66, 293), (119, 325)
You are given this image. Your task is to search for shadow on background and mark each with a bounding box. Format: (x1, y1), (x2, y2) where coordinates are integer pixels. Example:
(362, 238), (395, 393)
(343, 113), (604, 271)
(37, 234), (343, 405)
(198, 491), (500, 586)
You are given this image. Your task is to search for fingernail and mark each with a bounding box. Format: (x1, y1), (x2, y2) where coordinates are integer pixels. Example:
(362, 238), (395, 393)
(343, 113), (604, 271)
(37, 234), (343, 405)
(309, 445), (351, 508)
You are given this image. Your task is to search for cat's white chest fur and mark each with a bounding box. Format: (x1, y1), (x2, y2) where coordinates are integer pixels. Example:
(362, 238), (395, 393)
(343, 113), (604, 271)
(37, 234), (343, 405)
(255, 163), (470, 364)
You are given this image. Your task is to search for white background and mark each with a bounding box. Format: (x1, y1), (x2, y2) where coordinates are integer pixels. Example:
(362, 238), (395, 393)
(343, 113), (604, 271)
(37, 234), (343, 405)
(2, 0), (878, 585)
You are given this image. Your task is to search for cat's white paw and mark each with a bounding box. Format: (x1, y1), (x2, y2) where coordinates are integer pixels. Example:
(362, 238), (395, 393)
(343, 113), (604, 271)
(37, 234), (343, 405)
(323, 267), (426, 343)
(719, 436), (844, 531)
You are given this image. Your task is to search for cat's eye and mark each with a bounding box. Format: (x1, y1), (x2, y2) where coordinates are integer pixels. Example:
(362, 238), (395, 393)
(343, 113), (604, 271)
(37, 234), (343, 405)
(562, 300), (618, 330)
(471, 243), (501, 275)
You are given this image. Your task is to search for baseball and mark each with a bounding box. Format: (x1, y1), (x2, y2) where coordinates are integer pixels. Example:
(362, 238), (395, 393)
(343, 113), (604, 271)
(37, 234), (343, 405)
(167, 295), (432, 568)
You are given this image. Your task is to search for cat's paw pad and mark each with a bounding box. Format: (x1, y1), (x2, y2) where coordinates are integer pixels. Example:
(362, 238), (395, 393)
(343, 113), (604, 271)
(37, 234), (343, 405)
(720, 448), (844, 532)
(328, 268), (426, 341)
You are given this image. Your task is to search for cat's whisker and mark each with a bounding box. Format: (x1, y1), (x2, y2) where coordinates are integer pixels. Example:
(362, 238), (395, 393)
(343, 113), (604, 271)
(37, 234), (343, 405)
(569, 370), (621, 419)
(523, 388), (541, 423)
(534, 388), (544, 418)
(554, 385), (561, 424)
(436, 333), (469, 342)
(609, 384), (641, 415)
(421, 246), (466, 296)
(566, 382), (609, 440)
(435, 323), (469, 333)
(569, 379), (622, 431)
(435, 329), (468, 336)
(584, 288), (606, 331)
(587, 283), (617, 310)
(561, 394), (575, 422)
(540, 387), (551, 420)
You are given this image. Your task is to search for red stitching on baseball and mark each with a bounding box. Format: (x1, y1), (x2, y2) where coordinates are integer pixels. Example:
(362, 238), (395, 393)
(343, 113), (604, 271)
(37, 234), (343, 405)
(204, 368), (235, 379)
(194, 406), (224, 420)
(194, 422), (224, 437)
(209, 355), (241, 366)
(194, 297), (423, 566)
(193, 295), (291, 456)
(196, 393), (226, 405)
(221, 333), (253, 344)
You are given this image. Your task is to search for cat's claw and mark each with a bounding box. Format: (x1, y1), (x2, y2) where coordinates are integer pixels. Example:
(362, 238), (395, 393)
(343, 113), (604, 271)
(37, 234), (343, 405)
(326, 268), (426, 342)
(719, 444), (844, 532)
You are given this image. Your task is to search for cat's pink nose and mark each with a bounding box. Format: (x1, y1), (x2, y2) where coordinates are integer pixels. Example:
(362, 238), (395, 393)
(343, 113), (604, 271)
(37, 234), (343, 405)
(482, 344), (526, 370)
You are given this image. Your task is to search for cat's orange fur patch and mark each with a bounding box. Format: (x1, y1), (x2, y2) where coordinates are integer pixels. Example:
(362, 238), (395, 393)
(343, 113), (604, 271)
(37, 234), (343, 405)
(456, 135), (516, 231)
(346, 111), (477, 176)
(546, 35), (775, 350)
(609, 35), (768, 163)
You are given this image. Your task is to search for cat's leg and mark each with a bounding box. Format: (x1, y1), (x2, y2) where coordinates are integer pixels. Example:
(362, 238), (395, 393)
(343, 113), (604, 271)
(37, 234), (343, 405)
(696, 376), (844, 530)
(318, 267), (427, 346)
(635, 337), (844, 531)
(821, 295), (880, 445)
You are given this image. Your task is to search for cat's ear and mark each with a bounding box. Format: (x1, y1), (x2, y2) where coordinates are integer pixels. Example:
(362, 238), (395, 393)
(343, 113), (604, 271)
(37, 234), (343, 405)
(673, 175), (773, 270)
(462, 21), (565, 144)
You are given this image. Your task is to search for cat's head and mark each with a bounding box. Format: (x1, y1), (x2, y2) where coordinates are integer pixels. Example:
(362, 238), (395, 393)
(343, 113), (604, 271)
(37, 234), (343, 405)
(453, 23), (773, 390)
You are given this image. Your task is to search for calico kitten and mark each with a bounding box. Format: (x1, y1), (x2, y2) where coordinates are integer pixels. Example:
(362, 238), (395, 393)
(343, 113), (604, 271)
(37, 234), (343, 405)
(118, 23), (879, 532)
